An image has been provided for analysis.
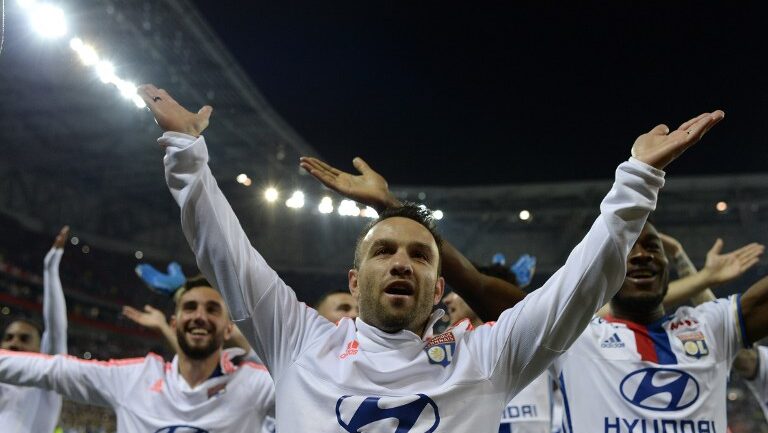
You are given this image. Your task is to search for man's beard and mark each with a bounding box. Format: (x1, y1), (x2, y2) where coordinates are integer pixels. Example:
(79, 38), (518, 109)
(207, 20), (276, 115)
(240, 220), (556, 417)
(358, 285), (434, 334)
(176, 327), (222, 360)
(610, 290), (665, 316)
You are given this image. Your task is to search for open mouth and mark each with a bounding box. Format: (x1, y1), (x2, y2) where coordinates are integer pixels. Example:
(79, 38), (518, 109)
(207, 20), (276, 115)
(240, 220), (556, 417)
(187, 327), (211, 337)
(384, 281), (415, 297)
(626, 267), (659, 284)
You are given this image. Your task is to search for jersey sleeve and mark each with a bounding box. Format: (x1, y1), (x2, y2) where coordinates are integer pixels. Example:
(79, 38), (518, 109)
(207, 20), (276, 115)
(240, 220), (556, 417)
(41, 247), (68, 355)
(745, 346), (768, 408)
(161, 132), (334, 379)
(465, 158), (665, 401)
(694, 295), (748, 364)
(0, 350), (141, 407)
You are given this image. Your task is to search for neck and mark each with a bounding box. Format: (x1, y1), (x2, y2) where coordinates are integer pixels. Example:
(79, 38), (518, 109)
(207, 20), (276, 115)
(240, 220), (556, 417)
(609, 303), (666, 325)
(177, 349), (221, 388)
(470, 316), (483, 328)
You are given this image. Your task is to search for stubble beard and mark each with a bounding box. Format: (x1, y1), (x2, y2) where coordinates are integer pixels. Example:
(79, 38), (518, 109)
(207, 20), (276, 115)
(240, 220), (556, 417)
(176, 326), (222, 360)
(358, 283), (434, 334)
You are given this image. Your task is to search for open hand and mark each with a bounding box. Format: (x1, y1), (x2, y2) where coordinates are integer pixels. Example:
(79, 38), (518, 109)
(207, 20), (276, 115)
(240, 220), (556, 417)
(122, 305), (169, 331)
(702, 239), (765, 286)
(138, 84), (212, 137)
(52, 226), (70, 249)
(299, 156), (401, 212)
(631, 110), (724, 170)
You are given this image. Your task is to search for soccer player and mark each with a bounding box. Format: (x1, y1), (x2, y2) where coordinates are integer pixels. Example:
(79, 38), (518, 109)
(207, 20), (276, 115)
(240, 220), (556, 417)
(0, 226), (69, 433)
(0, 276), (274, 433)
(139, 83), (722, 432)
(315, 290), (359, 323)
(443, 264), (555, 433)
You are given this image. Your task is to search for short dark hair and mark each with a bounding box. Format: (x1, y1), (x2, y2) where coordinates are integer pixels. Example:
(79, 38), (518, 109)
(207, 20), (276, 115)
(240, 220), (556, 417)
(353, 202), (444, 272)
(174, 275), (216, 306)
(5, 316), (43, 339)
(314, 290), (352, 309)
(475, 263), (518, 285)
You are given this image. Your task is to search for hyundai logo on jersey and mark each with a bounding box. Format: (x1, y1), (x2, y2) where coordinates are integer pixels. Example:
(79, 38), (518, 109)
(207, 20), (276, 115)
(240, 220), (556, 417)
(335, 394), (440, 433)
(154, 426), (210, 433)
(619, 368), (699, 411)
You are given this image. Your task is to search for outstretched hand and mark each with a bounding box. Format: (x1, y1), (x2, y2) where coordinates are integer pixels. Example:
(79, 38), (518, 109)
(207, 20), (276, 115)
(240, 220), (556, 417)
(138, 84), (212, 137)
(52, 226), (70, 249)
(299, 156), (401, 212)
(122, 305), (169, 331)
(702, 239), (765, 286)
(631, 110), (724, 170)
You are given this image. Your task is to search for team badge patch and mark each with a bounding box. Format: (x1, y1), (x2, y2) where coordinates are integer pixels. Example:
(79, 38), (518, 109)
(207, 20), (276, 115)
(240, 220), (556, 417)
(677, 331), (709, 359)
(424, 332), (455, 367)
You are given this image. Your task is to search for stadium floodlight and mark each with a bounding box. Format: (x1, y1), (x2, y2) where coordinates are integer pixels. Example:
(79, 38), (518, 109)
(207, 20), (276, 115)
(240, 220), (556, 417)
(338, 199), (361, 217)
(116, 80), (137, 99)
(96, 60), (116, 84)
(72, 40), (98, 66)
(519, 210), (531, 221)
(264, 187), (279, 203)
(318, 196), (334, 214)
(29, 3), (67, 38)
(361, 206), (378, 219)
(236, 174), (249, 184)
(285, 191), (305, 209)
(432, 210), (444, 220)
(716, 201), (728, 213)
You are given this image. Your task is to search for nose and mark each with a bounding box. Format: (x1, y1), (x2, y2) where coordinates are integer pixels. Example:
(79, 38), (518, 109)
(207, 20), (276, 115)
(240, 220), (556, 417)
(389, 248), (413, 277)
(628, 245), (653, 264)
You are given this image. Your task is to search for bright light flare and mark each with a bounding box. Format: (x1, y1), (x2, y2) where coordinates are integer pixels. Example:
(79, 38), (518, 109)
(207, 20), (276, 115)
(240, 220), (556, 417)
(286, 191), (305, 209)
(338, 199), (361, 217)
(96, 60), (117, 84)
(236, 174), (249, 184)
(716, 201), (728, 212)
(264, 187), (279, 203)
(318, 197), (334, 214)
(432, 210), (444, 220)
(519, 210), (531, 221)
(361, 206), (378, 219)
(30, 3), (67, 38)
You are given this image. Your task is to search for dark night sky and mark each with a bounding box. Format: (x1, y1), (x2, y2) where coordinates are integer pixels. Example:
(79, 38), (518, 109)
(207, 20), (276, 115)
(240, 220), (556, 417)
(190, 1), (768, 186)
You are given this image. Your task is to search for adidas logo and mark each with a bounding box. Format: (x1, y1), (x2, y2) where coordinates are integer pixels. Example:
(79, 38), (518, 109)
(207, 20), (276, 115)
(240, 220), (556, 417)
(601, 333), (625, 348)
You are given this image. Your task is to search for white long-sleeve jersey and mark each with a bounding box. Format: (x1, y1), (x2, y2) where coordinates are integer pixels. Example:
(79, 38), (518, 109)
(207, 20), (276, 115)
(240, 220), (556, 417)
(744, 345), (768, 422)
(161, 132), (663, 432)
(499, 373), (553, 433)
(0, 247), (68, 433)
(0, 348), (275, 433)
(551, 297), (746, 433)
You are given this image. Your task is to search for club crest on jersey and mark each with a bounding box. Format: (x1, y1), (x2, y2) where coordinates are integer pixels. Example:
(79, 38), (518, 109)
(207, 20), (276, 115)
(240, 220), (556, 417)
(424, 332), (456, 367)
(336, 394), (440, 433)
(677, 331), (709, 359)
(669, 318), (699, 331)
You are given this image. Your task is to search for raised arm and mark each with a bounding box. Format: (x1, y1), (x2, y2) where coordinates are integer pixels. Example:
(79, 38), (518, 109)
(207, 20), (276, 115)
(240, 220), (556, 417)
(468, 111), (724, 397)
(123, 305), (180, 354)
(41, 226), (69, 355)
(661, 234), (763, 308)
(139, 85), (333, 377)
(0, 349), (127, 407)
(739, 275), (768, 344)
(299, 157), (527, 321)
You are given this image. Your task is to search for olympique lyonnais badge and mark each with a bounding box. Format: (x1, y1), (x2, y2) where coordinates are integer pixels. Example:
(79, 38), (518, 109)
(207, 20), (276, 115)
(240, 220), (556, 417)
(677, 331), (709, 359)
(425, 332), (456, 367)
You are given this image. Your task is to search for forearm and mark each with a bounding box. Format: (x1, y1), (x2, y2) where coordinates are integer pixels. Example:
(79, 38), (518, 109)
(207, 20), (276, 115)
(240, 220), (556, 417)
(442, 241), (526, 322)
(733, 348), (759, 380)
(482, 159), (664, 395)
(42, 248), (68, 354)
(162, 133), (332, 373)
(0, 350), (111, 405)
(739, 275), (768, 344)
(664, 270), (717, 308)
